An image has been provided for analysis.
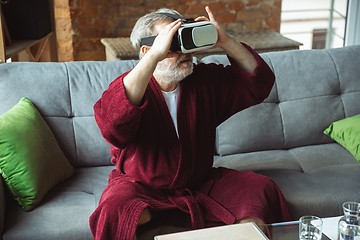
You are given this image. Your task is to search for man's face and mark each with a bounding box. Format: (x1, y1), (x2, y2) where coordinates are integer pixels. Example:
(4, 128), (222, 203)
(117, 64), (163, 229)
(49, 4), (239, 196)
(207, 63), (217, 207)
(153, 21), (194, 86)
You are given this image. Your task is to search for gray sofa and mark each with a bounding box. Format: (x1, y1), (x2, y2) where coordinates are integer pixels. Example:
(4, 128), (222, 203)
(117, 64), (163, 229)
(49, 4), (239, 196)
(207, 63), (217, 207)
(1, 45), (360, 239)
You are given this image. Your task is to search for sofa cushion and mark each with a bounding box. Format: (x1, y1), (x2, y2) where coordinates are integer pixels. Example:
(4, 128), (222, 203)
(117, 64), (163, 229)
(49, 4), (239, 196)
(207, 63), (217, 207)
(214, 143), (360, 219)
(262, 162), (360, 220)
(0, 97), (74, 211)
(2, 166), (114, 240)
(324, 114), (360, 163)
(0, 61), (138, 167)
(215, 46), (360, 156)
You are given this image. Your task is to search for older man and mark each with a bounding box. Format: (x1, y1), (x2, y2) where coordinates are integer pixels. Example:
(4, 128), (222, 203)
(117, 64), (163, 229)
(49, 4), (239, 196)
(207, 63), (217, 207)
(90, 6), (292, 240)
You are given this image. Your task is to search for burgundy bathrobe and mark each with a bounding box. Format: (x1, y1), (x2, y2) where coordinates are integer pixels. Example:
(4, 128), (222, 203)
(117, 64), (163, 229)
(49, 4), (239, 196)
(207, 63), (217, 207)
(90, 44), (293, 240)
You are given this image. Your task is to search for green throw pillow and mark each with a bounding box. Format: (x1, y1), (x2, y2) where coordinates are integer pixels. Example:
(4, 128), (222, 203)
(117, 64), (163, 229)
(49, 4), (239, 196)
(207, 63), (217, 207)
(324, 114), (360, 164)
(0, 97), (74, 211)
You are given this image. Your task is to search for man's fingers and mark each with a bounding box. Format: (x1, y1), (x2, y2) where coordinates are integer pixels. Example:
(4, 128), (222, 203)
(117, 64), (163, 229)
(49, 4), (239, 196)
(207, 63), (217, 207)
(156, 19), (181, 43)
(150, 19), (182, 58)
(205, 6), (215, 22)
(170, 19), (182, 33)
(168, 19), (182, 29)
(161, 19), (181, 38)
(195, 16), (209, 22)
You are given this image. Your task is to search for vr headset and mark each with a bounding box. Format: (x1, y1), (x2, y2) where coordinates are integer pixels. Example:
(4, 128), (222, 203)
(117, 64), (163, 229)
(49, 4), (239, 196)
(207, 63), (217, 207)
(140, 12), (218, 54)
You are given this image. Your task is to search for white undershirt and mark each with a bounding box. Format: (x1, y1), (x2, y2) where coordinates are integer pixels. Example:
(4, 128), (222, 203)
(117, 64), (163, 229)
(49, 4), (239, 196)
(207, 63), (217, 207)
(162, 85), (180, 137)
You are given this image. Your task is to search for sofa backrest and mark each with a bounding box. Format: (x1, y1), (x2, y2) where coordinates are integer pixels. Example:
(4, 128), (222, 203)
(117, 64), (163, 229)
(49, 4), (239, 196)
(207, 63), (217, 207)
(1, 46), (359, 166)
(208, 45), (360, 156)
(0, 60), (137, 167)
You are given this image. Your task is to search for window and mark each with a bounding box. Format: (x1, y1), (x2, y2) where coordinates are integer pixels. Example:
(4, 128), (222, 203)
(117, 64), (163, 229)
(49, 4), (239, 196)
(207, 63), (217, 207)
(312, 29), (327, 49)
(280, 0), (348, 50)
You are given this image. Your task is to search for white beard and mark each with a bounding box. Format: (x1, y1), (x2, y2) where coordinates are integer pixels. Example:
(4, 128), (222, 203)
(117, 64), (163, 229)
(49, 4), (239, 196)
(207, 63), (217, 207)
(154, 54), (194, 87)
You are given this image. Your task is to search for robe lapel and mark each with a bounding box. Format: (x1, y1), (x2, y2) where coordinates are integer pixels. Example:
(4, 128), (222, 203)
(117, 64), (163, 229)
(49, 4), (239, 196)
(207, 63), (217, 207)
(170, 80), (197, 189)
(147, 77), (198, 190)
(148, 77), (179, 142)
(146, 78), (182, 186)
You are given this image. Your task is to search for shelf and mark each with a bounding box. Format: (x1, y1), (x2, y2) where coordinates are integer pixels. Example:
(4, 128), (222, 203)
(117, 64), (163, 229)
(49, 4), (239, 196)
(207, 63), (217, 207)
(101, 30), (303, 61)
(5, 32), (53, 59)
(0, 0), (58, 63)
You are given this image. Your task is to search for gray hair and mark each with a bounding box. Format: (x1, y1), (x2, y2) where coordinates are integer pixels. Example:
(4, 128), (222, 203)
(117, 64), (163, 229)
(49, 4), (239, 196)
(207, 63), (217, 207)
(130, 8), (183, 58)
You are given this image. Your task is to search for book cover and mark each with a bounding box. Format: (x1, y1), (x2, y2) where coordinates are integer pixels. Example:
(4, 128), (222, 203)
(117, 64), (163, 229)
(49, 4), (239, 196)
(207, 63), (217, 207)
(154, 222), (268, 240)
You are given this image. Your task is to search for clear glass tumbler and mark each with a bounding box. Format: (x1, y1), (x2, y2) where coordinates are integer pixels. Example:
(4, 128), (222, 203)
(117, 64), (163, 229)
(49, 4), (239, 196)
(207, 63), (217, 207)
(338, 202), (360, 240)
(299, 215), (323, 240)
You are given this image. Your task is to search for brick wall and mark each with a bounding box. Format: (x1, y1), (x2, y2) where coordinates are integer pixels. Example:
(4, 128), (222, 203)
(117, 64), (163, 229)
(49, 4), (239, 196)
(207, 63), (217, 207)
(54, 0), (73, 61)
(54, 0), (281, 62)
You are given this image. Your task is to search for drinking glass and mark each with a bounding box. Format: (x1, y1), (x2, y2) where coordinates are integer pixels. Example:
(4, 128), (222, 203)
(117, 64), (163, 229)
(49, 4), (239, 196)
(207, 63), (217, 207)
(299, 216), (323, 240)
(338, 202), (360, 240)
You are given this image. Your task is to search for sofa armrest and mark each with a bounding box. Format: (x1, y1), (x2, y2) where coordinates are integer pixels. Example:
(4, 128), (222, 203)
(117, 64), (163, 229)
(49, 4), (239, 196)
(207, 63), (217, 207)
(0, 178), (5, 237)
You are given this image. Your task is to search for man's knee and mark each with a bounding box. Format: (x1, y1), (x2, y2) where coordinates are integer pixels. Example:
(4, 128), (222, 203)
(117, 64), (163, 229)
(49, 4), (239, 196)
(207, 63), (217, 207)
(138, 207), (152, 226)
(235, 217), (267, 235)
